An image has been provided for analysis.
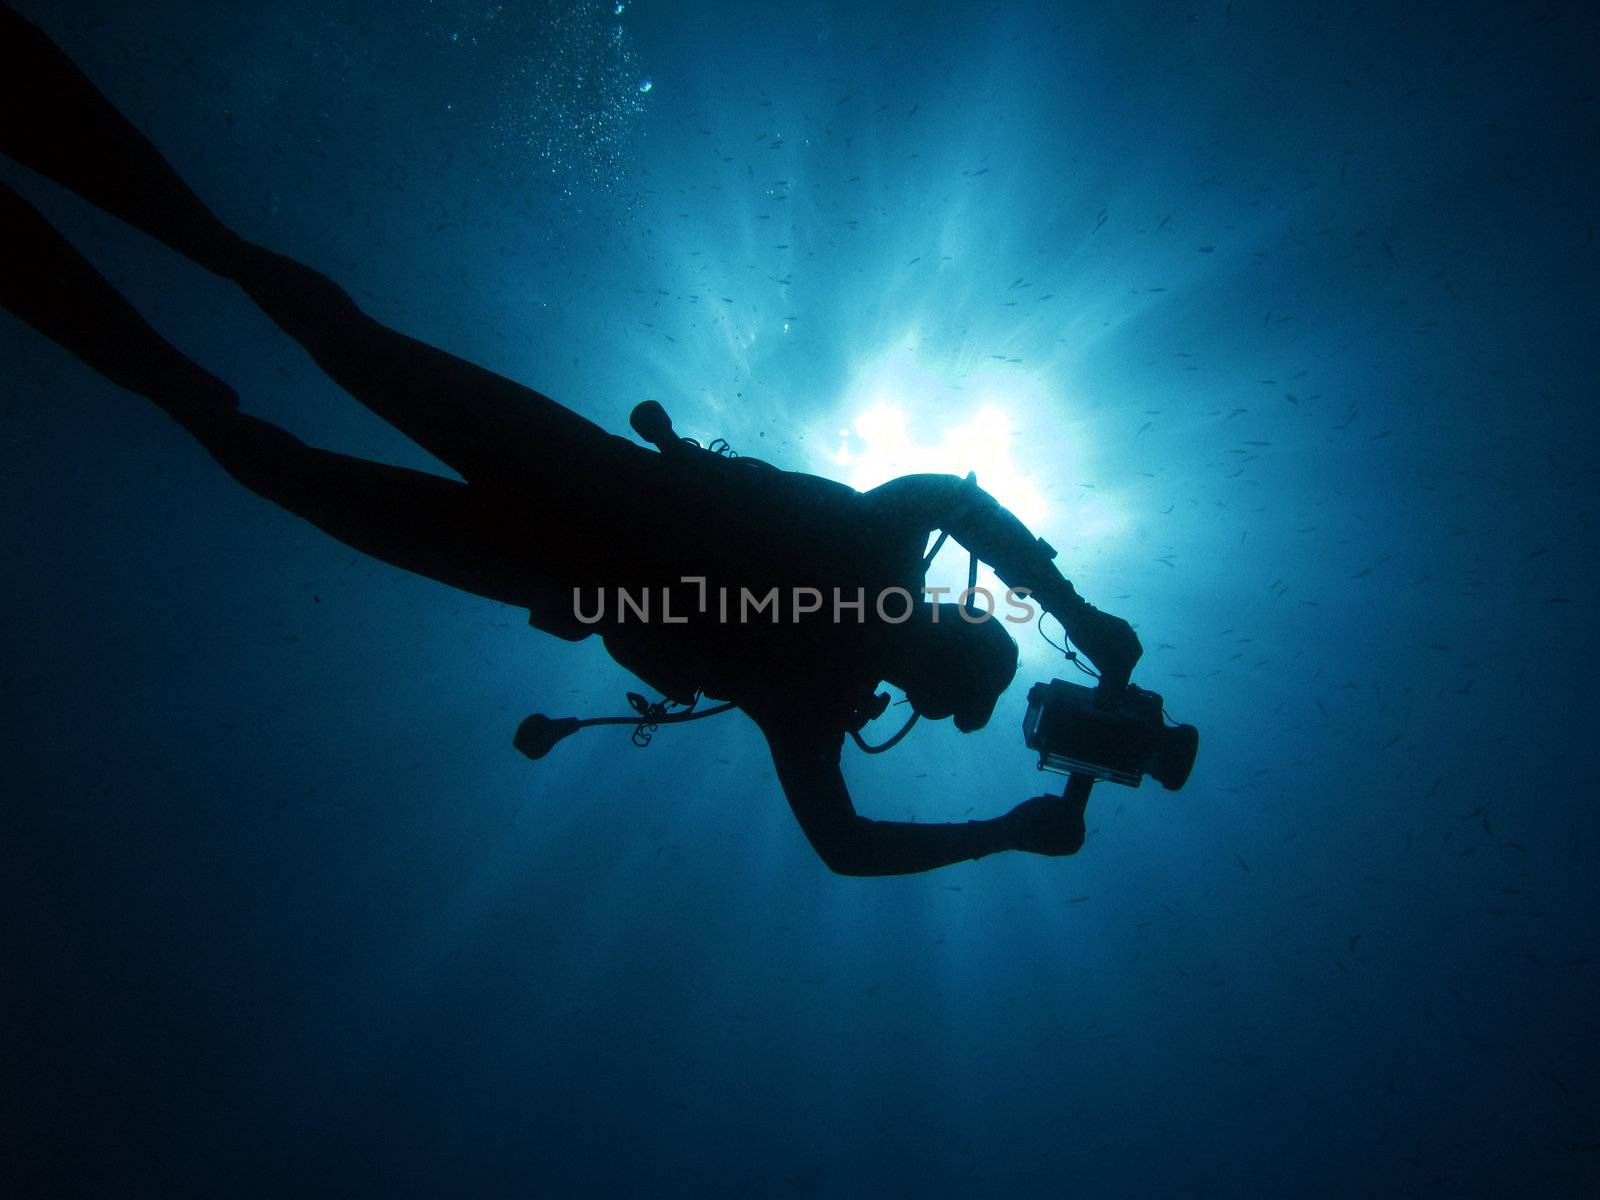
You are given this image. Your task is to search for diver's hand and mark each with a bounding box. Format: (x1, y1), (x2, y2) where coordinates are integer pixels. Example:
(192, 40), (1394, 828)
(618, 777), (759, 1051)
(1058, 602), (1142, 700)
(1001, 793), (1087, 857)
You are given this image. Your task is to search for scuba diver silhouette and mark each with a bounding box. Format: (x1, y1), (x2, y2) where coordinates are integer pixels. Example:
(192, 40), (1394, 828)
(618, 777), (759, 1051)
(1, 5), (1147, 875)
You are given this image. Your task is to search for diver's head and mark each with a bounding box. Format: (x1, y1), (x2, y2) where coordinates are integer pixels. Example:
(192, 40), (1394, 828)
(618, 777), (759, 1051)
(884, 602), (1019, 732)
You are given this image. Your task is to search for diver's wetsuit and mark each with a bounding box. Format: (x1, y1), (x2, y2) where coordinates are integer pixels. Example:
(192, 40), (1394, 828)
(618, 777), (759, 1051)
(1, 4), (1127, 875)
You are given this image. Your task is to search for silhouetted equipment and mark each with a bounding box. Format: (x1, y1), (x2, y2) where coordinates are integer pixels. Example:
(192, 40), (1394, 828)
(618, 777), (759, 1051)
(630, 399), (739, 459)
(847, 691), (919, 754)
(514, 694), (737, 760)
(514, 686), (920, 761)
(1022, 678), (1198, 791)
(919, 473), (983, 621)
(629, 400), (684, 456)
(513, 714), (582, 760)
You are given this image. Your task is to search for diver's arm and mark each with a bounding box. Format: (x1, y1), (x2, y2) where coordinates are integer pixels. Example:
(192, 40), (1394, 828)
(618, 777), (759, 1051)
(749, 709), (1018, 877)
(866, 472), (1071, 602)
(865, 473), (1142, 691)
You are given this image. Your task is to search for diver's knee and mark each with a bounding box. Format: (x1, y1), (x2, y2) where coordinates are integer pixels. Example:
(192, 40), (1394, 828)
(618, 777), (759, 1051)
(197, 412), (312, 486)
(229, 241), (363, 345)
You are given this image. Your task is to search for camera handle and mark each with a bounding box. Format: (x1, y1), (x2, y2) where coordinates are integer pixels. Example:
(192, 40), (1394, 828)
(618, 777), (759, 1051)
(1061, 772), (1096, 807)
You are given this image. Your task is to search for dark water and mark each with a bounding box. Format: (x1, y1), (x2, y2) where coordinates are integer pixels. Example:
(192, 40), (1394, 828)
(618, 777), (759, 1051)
(5, 1), (1597, 1195)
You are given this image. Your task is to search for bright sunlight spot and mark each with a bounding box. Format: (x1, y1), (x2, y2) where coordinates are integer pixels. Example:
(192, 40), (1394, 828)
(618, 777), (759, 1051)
(824, 341), (1049, 528)
(816, 339), (1129, 573)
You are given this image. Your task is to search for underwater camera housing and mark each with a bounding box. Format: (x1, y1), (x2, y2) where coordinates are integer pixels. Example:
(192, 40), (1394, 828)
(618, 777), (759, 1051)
(1022, 679), (1199, 791)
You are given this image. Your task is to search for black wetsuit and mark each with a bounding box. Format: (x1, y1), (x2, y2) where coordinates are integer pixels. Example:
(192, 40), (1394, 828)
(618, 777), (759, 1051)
(1, 4), (1129, 875)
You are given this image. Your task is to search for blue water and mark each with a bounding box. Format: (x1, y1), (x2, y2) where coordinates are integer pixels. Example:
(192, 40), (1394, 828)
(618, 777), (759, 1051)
(5, 1), (1597, 1195)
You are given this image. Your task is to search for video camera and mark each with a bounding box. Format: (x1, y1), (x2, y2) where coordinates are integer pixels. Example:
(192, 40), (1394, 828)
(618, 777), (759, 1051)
(1022, 679), (1198, 792)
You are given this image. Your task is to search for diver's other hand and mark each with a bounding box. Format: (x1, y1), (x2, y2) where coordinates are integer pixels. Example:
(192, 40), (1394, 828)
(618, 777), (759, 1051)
(1060, 602), (1142, 697)
(1002, 793), (1087, 857)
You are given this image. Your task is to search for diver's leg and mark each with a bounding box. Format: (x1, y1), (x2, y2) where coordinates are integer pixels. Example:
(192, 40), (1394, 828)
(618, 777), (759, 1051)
(0, 3), (238, 277)
(201, 416), (553, 608)
(224, 240), (623, 491)
(0, 3), (621, 488)
(0, 179), (550, 608)
(0, 181), (236, 431)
